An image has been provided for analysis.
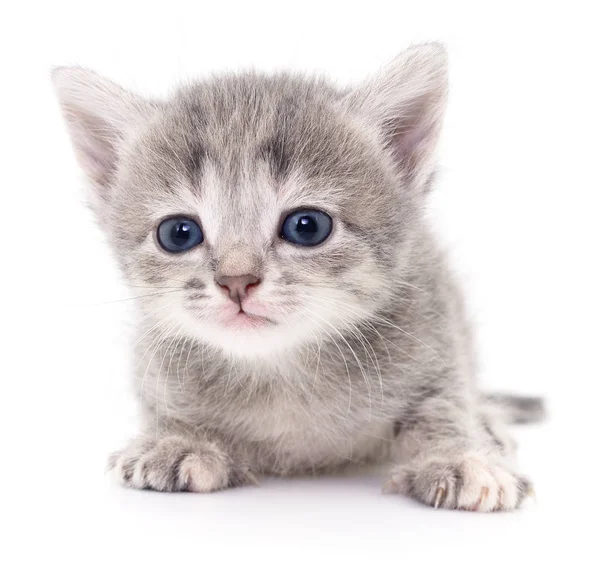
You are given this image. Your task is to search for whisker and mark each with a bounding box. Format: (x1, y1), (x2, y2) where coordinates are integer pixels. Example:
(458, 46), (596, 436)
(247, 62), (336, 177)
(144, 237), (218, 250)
(303, 307), (373, 419)
(132, 307), (179, 352)
(84, 290), (183, 306)
(165, 323), (187, 393)
(129, 299), (181, 330)
(299, 308), (355, 414)
(300, 292), (438, 363)
(137, 321), (177, 399)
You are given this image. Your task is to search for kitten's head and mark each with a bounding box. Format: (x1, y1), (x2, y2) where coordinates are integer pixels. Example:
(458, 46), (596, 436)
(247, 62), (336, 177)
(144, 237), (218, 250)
(53, 44), (447, 359)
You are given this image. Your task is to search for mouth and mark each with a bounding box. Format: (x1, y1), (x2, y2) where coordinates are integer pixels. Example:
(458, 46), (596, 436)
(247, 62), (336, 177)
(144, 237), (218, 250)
(221, 309), (276, 329)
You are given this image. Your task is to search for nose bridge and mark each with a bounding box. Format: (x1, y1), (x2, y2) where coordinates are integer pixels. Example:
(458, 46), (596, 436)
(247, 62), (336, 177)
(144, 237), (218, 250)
(216, 244), (263, 280)
(211, 169), (270, 281)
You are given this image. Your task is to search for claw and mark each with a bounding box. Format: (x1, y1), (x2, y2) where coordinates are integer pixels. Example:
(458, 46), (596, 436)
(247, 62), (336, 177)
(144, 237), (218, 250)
(496, 487), (505, 510)
(382, 479), (399, 494)
(245, 470), (261, 487)
(527, 486), (536, 503)
(475, 487), (489, 511)
(434, 486), (445, 509)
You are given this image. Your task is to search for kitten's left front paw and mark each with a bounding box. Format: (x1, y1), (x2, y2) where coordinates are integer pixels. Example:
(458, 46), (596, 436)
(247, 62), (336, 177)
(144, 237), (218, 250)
(385, 454), (533, 512)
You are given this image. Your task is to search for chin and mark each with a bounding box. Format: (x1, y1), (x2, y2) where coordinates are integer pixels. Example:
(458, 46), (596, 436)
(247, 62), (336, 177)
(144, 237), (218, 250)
(188, 316), (316, 361)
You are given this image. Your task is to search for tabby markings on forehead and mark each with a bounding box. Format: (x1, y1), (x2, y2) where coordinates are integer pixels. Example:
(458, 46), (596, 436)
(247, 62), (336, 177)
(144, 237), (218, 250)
(258, 136), (290, 181)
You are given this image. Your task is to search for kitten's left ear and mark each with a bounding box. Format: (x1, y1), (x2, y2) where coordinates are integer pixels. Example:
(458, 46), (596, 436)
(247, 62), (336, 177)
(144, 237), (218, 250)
(344, 43), (448, 191)
(52, 67), (154, 205)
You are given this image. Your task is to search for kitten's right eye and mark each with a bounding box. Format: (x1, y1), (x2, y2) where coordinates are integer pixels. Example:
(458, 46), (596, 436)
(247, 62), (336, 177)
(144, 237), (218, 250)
(157, 217), (204, 253)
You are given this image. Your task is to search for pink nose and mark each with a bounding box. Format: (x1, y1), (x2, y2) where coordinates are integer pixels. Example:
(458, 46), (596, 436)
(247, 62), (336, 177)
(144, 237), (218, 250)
(217, 274), (260, 304)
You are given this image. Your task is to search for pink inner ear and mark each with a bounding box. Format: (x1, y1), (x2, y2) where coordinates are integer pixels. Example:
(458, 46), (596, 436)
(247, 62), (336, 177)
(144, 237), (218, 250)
(389, 121), (433, 179)
(392, 123), (427, 160)
(386, 91), (442, 181)
(66, 105), (119, 188)
(75, 144), (114, 187)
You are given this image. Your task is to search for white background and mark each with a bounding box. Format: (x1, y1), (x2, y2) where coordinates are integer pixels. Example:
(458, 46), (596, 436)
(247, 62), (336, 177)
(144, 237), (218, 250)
(2, 1), (599, 571)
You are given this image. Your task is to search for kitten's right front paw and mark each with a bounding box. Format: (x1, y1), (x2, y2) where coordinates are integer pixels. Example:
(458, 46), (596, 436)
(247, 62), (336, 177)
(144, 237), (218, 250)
(108, 435), (258, 493)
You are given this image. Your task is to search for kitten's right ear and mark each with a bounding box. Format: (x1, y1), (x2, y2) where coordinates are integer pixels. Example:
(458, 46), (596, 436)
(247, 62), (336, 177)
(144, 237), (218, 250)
(52, 67), (153, 204)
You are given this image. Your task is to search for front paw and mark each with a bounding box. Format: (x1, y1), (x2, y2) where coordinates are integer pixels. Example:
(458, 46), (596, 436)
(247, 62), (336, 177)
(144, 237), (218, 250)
(108, 435), (257, 493)
(386, 454), (533, 512)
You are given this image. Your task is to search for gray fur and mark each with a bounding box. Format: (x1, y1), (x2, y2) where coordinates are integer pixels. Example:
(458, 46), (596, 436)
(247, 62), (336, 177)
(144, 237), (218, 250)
(53, 43), (543, 511)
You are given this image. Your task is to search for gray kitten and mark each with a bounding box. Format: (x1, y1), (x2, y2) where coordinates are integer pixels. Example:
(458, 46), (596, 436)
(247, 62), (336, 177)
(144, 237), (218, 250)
(53, 43), (543, 511)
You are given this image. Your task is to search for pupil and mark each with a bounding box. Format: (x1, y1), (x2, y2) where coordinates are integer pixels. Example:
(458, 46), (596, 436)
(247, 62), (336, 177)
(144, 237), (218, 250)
(173, 222), (190, 243)
(297, 216), (317, 235)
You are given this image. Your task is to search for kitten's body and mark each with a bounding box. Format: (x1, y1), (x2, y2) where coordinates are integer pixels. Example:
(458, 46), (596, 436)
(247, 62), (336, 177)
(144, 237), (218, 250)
(54, 44), (543, 510)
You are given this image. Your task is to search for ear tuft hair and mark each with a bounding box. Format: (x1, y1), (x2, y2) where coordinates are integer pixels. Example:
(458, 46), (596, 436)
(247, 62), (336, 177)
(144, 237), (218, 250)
(344, 43), (448, 190)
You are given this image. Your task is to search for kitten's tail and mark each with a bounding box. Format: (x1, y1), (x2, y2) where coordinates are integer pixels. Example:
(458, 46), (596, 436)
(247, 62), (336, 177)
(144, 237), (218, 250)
(482, 392), (547, 424)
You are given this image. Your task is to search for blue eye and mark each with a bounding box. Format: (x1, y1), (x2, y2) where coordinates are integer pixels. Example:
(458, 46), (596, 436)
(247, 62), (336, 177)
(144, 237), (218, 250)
(157, 217), (203, 253)
(280, 210), (333, 246)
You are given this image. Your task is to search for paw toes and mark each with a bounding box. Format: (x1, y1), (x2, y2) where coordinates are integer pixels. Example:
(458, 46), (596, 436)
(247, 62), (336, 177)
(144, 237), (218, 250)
(119, 455), (141, 485)
(389, 455), (534, 512)
(489, 466), (531, 510)
(108, 436), (251, 493)
(179, 453), (229, 492)
(456, 460), (496, 511)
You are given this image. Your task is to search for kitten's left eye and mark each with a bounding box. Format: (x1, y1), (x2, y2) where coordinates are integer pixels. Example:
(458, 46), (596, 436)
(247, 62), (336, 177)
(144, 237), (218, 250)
(280, 210), (333, 246)
(157, 217), (203, 253)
